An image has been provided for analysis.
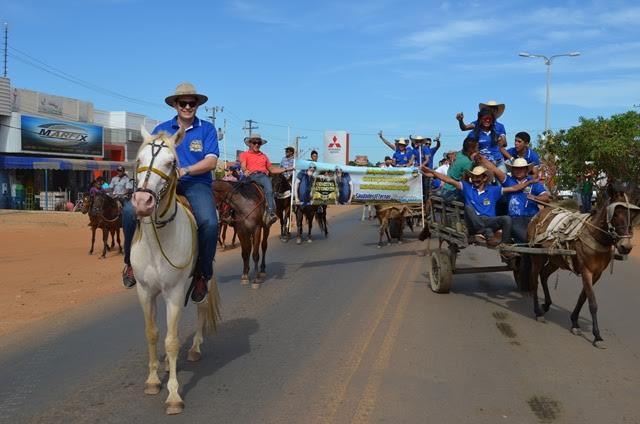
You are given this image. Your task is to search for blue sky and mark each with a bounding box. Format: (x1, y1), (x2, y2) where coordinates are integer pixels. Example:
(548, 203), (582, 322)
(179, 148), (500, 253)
(1, 0), (639, 163)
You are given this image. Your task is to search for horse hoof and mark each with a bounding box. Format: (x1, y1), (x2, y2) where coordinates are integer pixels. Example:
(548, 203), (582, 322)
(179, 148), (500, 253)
(307, 239), (313, 243)
(258, 272), (266, 278)
(241, 279), (250, 286)
(296, 238), (302, 245)
(593, 340), (607, 349)
(570, 327), (582, 336)
(144, 382), (161, 395)
(251, 282), (261, 289)
(166, 401), (185, 415)
(377, 244), (382, 249)
(535, 316), (546, 323)
(187, 350), (202, 362)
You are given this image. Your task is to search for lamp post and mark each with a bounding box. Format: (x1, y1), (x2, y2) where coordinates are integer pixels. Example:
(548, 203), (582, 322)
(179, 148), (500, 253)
(518, 51), (580, 136)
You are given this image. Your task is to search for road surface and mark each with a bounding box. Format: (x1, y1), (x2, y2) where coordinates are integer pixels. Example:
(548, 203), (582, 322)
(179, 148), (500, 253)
(1, 207), (639, 423)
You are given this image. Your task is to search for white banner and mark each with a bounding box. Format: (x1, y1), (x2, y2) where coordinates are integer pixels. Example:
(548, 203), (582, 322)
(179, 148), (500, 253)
(293, 159), (423, 205)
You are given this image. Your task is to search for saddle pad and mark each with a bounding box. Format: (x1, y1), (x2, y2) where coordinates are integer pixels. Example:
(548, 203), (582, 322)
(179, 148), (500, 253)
(533, 210), (590, 244)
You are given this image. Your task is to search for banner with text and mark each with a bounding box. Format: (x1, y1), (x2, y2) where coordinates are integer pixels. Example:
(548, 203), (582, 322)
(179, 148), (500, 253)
(292, 159), (423, 205)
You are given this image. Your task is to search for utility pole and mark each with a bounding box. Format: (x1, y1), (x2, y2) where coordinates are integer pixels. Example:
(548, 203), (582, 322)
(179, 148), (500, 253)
(244, 119), (258, 138)
(3, 23), (8, 78)
(205, 105), (223, 127)
(294, 135), (307, 159)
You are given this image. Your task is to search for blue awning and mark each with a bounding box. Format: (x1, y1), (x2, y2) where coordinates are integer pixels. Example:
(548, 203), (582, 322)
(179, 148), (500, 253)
(0, 154), (133, 171)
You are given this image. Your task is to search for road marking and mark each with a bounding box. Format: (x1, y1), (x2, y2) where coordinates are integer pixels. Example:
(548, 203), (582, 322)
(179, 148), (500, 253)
(349, 259), (416, 424)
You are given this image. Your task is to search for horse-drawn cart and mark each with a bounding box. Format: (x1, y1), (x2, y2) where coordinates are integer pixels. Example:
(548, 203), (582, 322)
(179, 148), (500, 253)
(424, 196), (576, 293)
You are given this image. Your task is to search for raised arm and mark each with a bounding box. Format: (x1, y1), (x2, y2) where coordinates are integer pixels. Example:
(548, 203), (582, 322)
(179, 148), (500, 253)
(502, 179), (535, 194)
(456, 112), (474, 131)
(378, 131), (396, 151)
(477, 155), (506, 183)
(421, 165), (462, 190)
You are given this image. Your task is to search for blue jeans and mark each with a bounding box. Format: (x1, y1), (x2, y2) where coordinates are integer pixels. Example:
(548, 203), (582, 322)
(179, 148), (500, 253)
(248, 172), (275, 214)
(123, 181), (218, 281)
(511, 216), (533, 244)
(580, 193), (592, 213)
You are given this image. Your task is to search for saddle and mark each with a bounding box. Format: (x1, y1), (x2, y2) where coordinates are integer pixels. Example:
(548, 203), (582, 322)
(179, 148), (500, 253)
(177, 195), (194, 215)
(532, 210), (590, 245)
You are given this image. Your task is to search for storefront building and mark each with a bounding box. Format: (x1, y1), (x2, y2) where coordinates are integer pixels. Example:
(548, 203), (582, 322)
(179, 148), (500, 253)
(0, 77), (158, 210)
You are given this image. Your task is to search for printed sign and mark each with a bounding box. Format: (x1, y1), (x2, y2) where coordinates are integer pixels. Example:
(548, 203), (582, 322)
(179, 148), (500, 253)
(292, 159), (423, 205)
(21, 115), (104, 157)
(323, 131), (349, 165)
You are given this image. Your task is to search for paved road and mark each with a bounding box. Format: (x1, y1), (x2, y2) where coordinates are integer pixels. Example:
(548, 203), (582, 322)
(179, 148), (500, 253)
(1, 207), (639, 424)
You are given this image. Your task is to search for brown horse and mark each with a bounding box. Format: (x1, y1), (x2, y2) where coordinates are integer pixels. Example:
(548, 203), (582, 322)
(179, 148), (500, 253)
(82, 192), (122, 257)
(272, 173), (292, 242)
(527, 183), (640, 348)
(217, 201), (237, 250)
(212, 180), (270, 288)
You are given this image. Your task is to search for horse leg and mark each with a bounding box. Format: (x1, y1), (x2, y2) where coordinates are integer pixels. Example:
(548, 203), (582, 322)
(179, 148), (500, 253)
(259, 227), (269, 278)
(539, 261), (559, 312)
(251, 229), (263, 288)
(296, 208), (303, 245)
(378, 220), (386, 248)
(100, 226), (108, 259)
(307, 211), (313, 243)
(570, 289), (587, 335)
(239, 235), (251, 284)
(89, 225), (96, 255)
(138, 290), (161, 395)
(188, 301), (208, 362)
(164, 301), (184, 414)
(116, 226), (123, 254)
(583, 270), (606, 348)
(231, 227), (237, 247)
(109, 227), (116, 250)
(530, 255), (546, 321)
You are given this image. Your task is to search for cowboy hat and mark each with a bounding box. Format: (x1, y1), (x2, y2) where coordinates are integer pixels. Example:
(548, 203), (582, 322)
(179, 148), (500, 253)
(469, 165), (489, 176)
(164, 82), (208, 107)
(410, 135), (427, 142)
(506, 157), (534, 170)
(395, 137), (408, 145)
(244, 133), (268, 146)
(284, 146), (294, 151)
(478, 100), (505, 119)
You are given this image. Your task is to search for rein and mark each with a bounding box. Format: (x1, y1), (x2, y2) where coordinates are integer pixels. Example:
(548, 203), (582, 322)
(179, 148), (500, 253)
(218, 181), (267, 223)
(135, 138), (196, 269)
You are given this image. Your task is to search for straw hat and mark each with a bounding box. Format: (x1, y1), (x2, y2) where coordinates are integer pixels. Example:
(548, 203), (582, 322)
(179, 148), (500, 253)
(244, 133), (268, 146)
(410, 135), (428, 142)
(164, 82), (208, 107)
(396, 137), (408, 145)
(505, 157), (534, 170)
(478, 100), (505, 119)
(469, 165), (489, 176)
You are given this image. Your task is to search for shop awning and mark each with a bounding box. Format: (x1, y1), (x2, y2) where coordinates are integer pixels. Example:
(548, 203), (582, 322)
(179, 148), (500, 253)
(0, 154), (133, 171)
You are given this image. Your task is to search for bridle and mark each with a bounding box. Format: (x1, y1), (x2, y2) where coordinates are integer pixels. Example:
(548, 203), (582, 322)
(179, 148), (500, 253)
(604, 193), (640, 243)
(216, 181), (266, 223)
(135, 139), (178, 228)
(134, 138), (196, 269)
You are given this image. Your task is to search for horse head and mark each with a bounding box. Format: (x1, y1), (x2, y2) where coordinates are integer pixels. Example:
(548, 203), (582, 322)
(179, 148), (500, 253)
(131, 126), (184, 217)
(605, 183), (640, 255)
(81, 192), (92, 214)
(272, 173), (291, 195)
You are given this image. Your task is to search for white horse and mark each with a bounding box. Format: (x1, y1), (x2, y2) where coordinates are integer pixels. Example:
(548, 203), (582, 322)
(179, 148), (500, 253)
(130, 127), (220, 415)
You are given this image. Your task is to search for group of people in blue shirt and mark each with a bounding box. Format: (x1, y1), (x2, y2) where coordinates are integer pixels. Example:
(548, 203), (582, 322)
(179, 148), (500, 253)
(422, 100), (549, 252)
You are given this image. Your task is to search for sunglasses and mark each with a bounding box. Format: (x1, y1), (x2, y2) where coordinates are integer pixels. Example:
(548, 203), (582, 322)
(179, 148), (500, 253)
(177, 100), (198, 108)
(250, 141), (261, 145)
(481, 116), (493, 121)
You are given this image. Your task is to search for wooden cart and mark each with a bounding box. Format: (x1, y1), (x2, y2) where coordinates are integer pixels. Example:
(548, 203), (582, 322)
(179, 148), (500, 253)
(425, 196), (577, 293)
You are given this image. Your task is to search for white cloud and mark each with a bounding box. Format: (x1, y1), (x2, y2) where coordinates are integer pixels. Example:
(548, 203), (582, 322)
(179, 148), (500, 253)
(228, 0), (292, 26)
(536, 78), (640, 108)
(401, 20), (491, 47)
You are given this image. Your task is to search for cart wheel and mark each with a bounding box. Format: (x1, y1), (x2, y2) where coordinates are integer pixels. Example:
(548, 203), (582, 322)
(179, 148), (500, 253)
(428, 249), (452, 293)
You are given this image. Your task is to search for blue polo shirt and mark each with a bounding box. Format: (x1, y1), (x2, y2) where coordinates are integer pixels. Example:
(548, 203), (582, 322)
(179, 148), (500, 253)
(152, 116), (219, 185)
(393, 149), (413, 166)
(469, 130), (503, 163)
(461, 181), (504, 217)
(412, 145), (439, 168)
(472, 120), (506, 137)
(502, 176), (547, 217)
(506, 147), (541, 167)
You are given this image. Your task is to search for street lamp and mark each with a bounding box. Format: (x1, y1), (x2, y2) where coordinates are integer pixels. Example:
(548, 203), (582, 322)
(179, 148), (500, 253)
(518, 51), (580, 136)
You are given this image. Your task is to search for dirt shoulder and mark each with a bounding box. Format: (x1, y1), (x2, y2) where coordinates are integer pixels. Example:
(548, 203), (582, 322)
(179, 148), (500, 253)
(0, 205), (359, 338)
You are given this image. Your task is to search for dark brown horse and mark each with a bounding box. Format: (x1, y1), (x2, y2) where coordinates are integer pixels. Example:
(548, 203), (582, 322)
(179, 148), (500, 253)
(527, 183), (640, 348)
(272, 173), (292, 242)
(81, 192), (122, 258)
(217, 201), (237, 250)
(212, 180), (270, 288)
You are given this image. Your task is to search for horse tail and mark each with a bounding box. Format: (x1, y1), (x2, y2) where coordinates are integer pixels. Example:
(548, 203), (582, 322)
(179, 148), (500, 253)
(204, 273), (222, 335)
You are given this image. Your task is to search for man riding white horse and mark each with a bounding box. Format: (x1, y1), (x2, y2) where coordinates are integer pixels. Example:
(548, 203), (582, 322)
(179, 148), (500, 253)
(122, 82), (219, 304)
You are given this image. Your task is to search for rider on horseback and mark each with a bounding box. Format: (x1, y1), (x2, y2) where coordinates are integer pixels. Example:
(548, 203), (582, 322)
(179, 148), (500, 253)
(240, 134), (293, 226)
(122, 83), (220, 304)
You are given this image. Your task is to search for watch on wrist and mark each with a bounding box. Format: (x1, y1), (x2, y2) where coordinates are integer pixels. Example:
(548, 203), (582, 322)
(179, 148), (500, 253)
(184, 166), (191, 175)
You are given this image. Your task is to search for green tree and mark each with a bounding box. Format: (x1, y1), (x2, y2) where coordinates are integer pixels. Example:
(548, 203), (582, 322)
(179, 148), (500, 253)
(536, 111), (640, 192)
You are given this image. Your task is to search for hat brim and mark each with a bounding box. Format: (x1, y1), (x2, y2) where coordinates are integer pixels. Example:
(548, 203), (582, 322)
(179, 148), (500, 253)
(479, 102), (505, 119)
(165, 94), (208, 107)
(506, 162), (534, 170)
(244, 138), (268, 146)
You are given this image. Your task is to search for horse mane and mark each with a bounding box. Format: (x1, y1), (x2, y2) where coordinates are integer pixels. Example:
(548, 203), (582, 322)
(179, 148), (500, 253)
(138, 131), (180, 166)
(230, 181), (263, 201)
